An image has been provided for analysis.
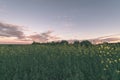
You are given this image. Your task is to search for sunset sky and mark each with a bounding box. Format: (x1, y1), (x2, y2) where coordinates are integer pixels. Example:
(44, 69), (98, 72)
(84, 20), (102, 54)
(0, 0), (120, 44)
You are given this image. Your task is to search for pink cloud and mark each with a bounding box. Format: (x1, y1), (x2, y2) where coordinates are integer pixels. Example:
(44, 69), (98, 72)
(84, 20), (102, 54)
(0, 22), (60, 44)
(27, 31), (60, 43)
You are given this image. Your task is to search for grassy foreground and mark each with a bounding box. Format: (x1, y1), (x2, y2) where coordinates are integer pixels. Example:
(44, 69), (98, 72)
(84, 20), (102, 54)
(0, 43), (120, 80)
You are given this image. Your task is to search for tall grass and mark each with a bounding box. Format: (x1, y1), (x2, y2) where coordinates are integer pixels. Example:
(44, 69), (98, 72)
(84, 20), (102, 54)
(0, 44), (120, 80)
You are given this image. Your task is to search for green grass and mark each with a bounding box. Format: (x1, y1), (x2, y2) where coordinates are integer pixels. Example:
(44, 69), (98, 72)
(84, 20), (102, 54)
(0, 44), (120, 80)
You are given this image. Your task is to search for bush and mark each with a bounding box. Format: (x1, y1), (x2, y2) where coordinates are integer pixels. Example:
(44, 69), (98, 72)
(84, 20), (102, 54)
(80, 40), (92, 47)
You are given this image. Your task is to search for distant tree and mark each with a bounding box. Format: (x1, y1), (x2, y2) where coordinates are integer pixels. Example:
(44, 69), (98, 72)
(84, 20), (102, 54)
(32, 41), (40, 45)
(103, 42), (109, 44)
(49, 41), (57, 45)
(102, 42), (109, 46)
(74, 40), (80, 44)
(60, 40), (69, 45)
(80, 40), (92, 47)
(73, 40), (80, 47)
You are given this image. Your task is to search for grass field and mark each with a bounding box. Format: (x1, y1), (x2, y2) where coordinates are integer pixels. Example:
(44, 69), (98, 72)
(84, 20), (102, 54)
(0, 43), (120, 80)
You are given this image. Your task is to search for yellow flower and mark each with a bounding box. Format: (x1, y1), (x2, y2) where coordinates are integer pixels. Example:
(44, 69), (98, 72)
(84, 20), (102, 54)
(114, 60), (117, 63)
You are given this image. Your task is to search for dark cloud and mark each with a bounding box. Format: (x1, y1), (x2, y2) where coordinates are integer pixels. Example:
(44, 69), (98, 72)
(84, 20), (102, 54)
(0, 22), (25, 39)
(28, 31), (60, 42)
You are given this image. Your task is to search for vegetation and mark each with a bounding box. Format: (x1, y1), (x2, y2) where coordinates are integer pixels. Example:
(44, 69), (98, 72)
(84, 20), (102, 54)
(80, 40), (93, 47)
(0, 41), (120, 80)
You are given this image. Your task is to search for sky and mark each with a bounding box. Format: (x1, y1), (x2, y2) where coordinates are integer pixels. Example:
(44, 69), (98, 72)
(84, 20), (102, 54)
(0, 0), (120, 44)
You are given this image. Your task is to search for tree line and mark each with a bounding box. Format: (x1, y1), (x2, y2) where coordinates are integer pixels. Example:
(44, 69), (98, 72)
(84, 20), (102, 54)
(32, 40), (93, 47)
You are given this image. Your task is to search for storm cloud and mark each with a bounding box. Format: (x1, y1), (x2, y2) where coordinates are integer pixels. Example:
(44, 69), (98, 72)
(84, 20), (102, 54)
(0, 22), (25, 39)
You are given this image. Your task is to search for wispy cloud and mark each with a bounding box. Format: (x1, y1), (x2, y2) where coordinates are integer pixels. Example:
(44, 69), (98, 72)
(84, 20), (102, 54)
(96, 34), (120, 39)
(0, 22), (25, 39)
(0, 22), (119, 44)
(90, 34), (120, 44)
(28, 31), (60, 43)
(102, 38), (120, 42)
(0, 22), (60, 44)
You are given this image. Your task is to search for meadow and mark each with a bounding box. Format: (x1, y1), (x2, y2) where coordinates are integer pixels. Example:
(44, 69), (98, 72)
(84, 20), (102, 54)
(0, 42), (120, 80)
